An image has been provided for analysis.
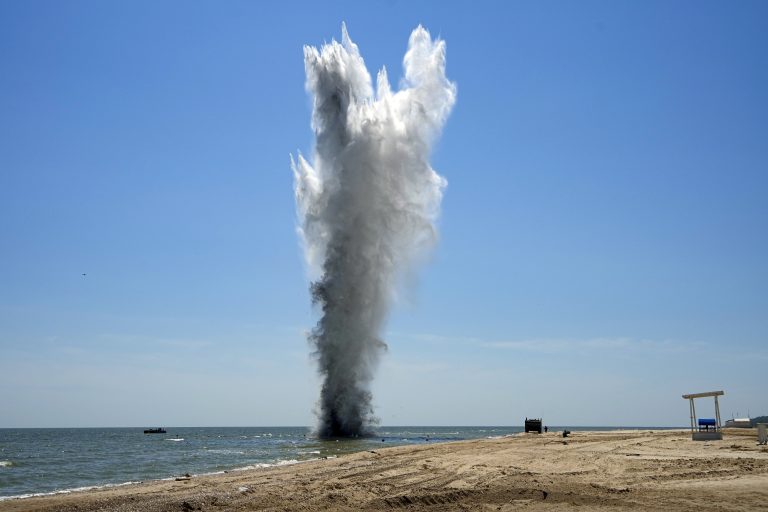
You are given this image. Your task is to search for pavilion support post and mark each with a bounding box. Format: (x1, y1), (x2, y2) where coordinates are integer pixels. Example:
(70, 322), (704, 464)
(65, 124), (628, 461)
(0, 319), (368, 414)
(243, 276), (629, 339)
(714, 395), (721, 429)
(689, 399), (695, 432)
(692, 400), (697, 431)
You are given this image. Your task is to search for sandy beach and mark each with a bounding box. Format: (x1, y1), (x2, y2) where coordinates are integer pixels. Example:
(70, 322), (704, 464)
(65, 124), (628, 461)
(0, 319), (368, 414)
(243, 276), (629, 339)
(2, 428), (766, 511)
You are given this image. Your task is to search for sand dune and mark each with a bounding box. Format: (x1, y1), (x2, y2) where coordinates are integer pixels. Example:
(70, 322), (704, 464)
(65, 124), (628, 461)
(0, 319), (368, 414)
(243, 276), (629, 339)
(2, 429), (766, 511)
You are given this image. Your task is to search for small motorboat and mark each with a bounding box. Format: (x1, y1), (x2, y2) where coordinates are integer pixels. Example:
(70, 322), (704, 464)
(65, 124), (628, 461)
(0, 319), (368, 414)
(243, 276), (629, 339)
(144, 427), (167, 434)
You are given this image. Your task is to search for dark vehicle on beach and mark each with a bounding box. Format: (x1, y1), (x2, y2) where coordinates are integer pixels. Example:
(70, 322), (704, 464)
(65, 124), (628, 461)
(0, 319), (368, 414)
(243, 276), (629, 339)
(143, 428), (167, 434)
(524, 418), (542, 434)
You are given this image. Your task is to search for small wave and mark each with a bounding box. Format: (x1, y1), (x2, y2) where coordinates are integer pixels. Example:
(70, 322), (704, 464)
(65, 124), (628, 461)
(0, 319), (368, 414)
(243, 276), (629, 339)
(0, 461), (13, 468)
(0, 480), (140, 501)
(234, 459), (301, 472)
(165, 438), (184, 442)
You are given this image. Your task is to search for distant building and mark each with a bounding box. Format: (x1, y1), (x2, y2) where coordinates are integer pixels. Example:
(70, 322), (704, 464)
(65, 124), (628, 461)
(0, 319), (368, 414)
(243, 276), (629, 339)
(725, 418), (751, 428)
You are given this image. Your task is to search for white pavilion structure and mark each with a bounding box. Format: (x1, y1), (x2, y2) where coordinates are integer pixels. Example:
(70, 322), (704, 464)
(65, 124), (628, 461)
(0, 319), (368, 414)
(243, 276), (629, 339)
(682, 390), (724, 441)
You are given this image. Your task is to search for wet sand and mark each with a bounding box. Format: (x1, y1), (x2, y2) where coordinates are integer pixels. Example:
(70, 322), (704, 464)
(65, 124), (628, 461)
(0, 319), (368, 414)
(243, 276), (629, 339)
(2, 429), (766, 511)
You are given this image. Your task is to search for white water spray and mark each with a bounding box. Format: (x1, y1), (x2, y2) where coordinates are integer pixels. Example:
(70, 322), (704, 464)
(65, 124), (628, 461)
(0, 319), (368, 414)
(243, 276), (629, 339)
(292, 24), (455, 438)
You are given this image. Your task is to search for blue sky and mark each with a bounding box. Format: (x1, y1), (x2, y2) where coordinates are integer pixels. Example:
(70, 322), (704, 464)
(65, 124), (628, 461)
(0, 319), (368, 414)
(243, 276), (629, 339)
(1, 0), (766, 428)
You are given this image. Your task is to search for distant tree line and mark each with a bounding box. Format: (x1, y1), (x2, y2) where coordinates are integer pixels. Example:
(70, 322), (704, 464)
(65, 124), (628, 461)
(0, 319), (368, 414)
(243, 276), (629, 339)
(751, 416), (768, 427)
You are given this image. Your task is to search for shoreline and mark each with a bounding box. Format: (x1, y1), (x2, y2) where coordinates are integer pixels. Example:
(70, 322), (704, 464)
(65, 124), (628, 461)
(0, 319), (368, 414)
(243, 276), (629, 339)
(0, 426), (684, 501)
(1, 428), (766, 511)
(0, 457), (309, 503)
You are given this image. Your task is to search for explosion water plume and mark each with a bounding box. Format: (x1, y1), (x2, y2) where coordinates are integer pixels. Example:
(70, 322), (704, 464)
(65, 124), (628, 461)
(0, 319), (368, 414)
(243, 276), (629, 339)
(292, 24), (455, 438)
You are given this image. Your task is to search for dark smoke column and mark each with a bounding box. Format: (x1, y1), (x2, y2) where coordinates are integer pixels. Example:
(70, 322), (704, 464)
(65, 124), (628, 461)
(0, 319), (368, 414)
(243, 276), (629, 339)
(292, 25), (455, 438)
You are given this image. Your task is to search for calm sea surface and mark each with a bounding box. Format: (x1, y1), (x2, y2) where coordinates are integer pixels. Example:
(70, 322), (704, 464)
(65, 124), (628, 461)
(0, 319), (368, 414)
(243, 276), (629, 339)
(0, 426), (675, 499)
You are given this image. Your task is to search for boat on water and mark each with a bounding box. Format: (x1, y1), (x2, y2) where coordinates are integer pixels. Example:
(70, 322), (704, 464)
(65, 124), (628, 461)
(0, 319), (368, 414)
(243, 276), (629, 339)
(144, 427), (167, 434)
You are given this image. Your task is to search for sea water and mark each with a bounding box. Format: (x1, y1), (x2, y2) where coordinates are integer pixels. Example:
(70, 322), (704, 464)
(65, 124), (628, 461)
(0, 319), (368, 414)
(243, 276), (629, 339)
(0, 426), (673, 499)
